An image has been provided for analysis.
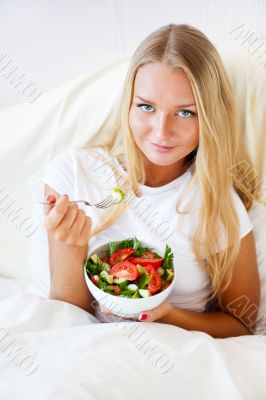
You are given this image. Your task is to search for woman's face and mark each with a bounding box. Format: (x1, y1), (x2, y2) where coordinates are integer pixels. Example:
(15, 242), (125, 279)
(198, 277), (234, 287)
(129, 62), (199, 172)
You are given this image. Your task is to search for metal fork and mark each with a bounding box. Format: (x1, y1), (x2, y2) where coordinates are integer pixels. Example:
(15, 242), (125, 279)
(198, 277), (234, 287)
(38, 194), (115, 209)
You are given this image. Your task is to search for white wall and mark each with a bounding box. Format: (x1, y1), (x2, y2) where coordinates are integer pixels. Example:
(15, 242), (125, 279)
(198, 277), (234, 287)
(0, 0), (265, 110)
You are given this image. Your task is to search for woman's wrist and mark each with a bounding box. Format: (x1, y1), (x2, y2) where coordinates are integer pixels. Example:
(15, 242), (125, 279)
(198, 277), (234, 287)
(49, 242), (94, 313)
(50, 243), (88, 295)
(156, 303), (176, 324)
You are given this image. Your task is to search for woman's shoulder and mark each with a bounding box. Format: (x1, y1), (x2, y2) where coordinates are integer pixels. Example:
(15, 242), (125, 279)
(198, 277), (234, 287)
(43, 147), (76, 178)
(43, 148), (77, 197)
(75, 146), (127, 191)
(76, 145), (118, 163)
(45, 146), (114, 171)
(42, 146), (117, 196)
(76, 146), (120, 175)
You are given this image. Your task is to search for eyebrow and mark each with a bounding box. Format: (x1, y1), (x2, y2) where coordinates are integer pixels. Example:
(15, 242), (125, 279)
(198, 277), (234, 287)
(135, 96), (196, 108)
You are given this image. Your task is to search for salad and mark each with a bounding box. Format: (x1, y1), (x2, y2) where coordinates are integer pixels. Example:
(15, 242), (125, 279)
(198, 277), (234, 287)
(84, 237), (175, 298)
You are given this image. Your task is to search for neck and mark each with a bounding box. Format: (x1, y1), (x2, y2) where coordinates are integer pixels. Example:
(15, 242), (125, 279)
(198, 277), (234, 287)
(144, 158), (191, 187)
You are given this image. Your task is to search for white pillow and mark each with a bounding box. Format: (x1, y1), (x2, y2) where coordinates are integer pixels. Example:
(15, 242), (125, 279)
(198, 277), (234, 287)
(26, 171), (50, 297)
(0, 57), (129, 278)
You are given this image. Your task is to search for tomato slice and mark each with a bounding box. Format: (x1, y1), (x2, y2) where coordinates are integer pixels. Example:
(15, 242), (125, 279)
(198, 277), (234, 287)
(109, 260), (140, 281)
(143, 264), (162, 295)
(143, 264), (157, 275)
(129, 251), (163, 269)
(109, 248), (135, 266)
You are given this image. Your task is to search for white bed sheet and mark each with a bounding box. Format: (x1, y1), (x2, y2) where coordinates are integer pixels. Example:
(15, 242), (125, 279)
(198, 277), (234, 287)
(0, 277), (266, 400)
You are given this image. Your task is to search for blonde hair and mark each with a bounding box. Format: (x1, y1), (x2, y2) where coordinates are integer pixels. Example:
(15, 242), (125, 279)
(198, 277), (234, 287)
(79, 23), (263, 310)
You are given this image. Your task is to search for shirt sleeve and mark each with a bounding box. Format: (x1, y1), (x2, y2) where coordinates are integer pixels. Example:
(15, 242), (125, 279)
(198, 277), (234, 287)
(232, 188), (253, 238)
(42, 149), (75, 199)
(197, 187), (253, 257)
(215, 189), (253, 253)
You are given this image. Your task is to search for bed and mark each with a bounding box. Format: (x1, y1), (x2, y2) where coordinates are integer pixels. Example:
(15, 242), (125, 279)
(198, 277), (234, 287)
(0, 40), (266, 399)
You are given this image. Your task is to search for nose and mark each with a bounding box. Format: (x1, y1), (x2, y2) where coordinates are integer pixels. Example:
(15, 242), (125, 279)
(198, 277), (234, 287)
(155, 113), (174, 140)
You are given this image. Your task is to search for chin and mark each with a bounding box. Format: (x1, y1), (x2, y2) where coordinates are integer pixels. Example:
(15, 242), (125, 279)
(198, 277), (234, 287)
(144, 151), (179, 166)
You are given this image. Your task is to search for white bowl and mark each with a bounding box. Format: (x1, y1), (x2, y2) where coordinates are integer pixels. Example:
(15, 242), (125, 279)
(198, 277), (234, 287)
(84, 241), (176, 318)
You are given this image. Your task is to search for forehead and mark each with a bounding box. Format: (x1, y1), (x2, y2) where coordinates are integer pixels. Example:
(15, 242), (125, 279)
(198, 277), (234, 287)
(133, 62), (194, 103)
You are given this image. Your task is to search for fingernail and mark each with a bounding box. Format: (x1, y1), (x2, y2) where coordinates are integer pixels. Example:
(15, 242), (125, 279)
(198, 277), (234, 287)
(139, 313), (148, 321)
(46, 194), (55, 203)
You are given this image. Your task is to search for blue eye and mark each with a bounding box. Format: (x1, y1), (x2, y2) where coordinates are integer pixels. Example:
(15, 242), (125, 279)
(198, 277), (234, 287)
(178, 110), (195, 118)
(137, 104), (154, 113)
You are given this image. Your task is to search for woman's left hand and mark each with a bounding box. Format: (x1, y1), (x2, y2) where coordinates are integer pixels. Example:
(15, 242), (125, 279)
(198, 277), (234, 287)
(138, 301), (173, 322)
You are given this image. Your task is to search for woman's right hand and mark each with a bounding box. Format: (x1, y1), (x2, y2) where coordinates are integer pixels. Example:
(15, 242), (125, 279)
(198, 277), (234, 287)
(44, 194), (92, 247)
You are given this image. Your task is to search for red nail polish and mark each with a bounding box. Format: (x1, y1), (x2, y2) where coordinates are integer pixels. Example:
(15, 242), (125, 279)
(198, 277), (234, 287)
(46, 194), (55, 203)
(140, 314), (147, 321)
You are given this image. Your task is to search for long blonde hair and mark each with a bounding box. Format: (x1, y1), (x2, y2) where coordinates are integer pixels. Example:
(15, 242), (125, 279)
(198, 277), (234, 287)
(79, 23), (263, 309)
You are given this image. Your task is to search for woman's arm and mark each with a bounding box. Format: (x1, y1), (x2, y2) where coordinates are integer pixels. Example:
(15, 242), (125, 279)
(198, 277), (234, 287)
(44, 184), (95, 315)
(143, 231), (261, 338)
(48, 240), (94, 314)
(156, 306), (251, 338)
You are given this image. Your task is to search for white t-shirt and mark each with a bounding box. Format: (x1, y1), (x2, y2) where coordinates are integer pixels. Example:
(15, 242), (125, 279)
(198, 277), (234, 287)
(43, 146), (253, 322)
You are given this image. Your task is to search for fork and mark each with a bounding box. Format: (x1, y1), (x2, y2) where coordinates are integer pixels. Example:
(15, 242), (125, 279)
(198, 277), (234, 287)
(38, 194), (114, 209)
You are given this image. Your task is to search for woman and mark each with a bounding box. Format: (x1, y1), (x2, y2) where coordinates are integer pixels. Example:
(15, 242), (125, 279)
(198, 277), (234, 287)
(43, 23), (262, 338)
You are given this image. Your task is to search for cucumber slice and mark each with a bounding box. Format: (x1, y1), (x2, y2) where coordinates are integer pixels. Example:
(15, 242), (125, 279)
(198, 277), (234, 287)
(90, 254), (99, 264)
(127, 284), (138, 292)
(139, 289), (151, 298)
(100, 270), (114, 284)
(112, 187), (125, 204)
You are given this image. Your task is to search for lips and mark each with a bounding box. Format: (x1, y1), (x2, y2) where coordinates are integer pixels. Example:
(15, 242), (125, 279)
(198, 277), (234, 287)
(150, 142), (176, 153)
(151, 143), (175, 149)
